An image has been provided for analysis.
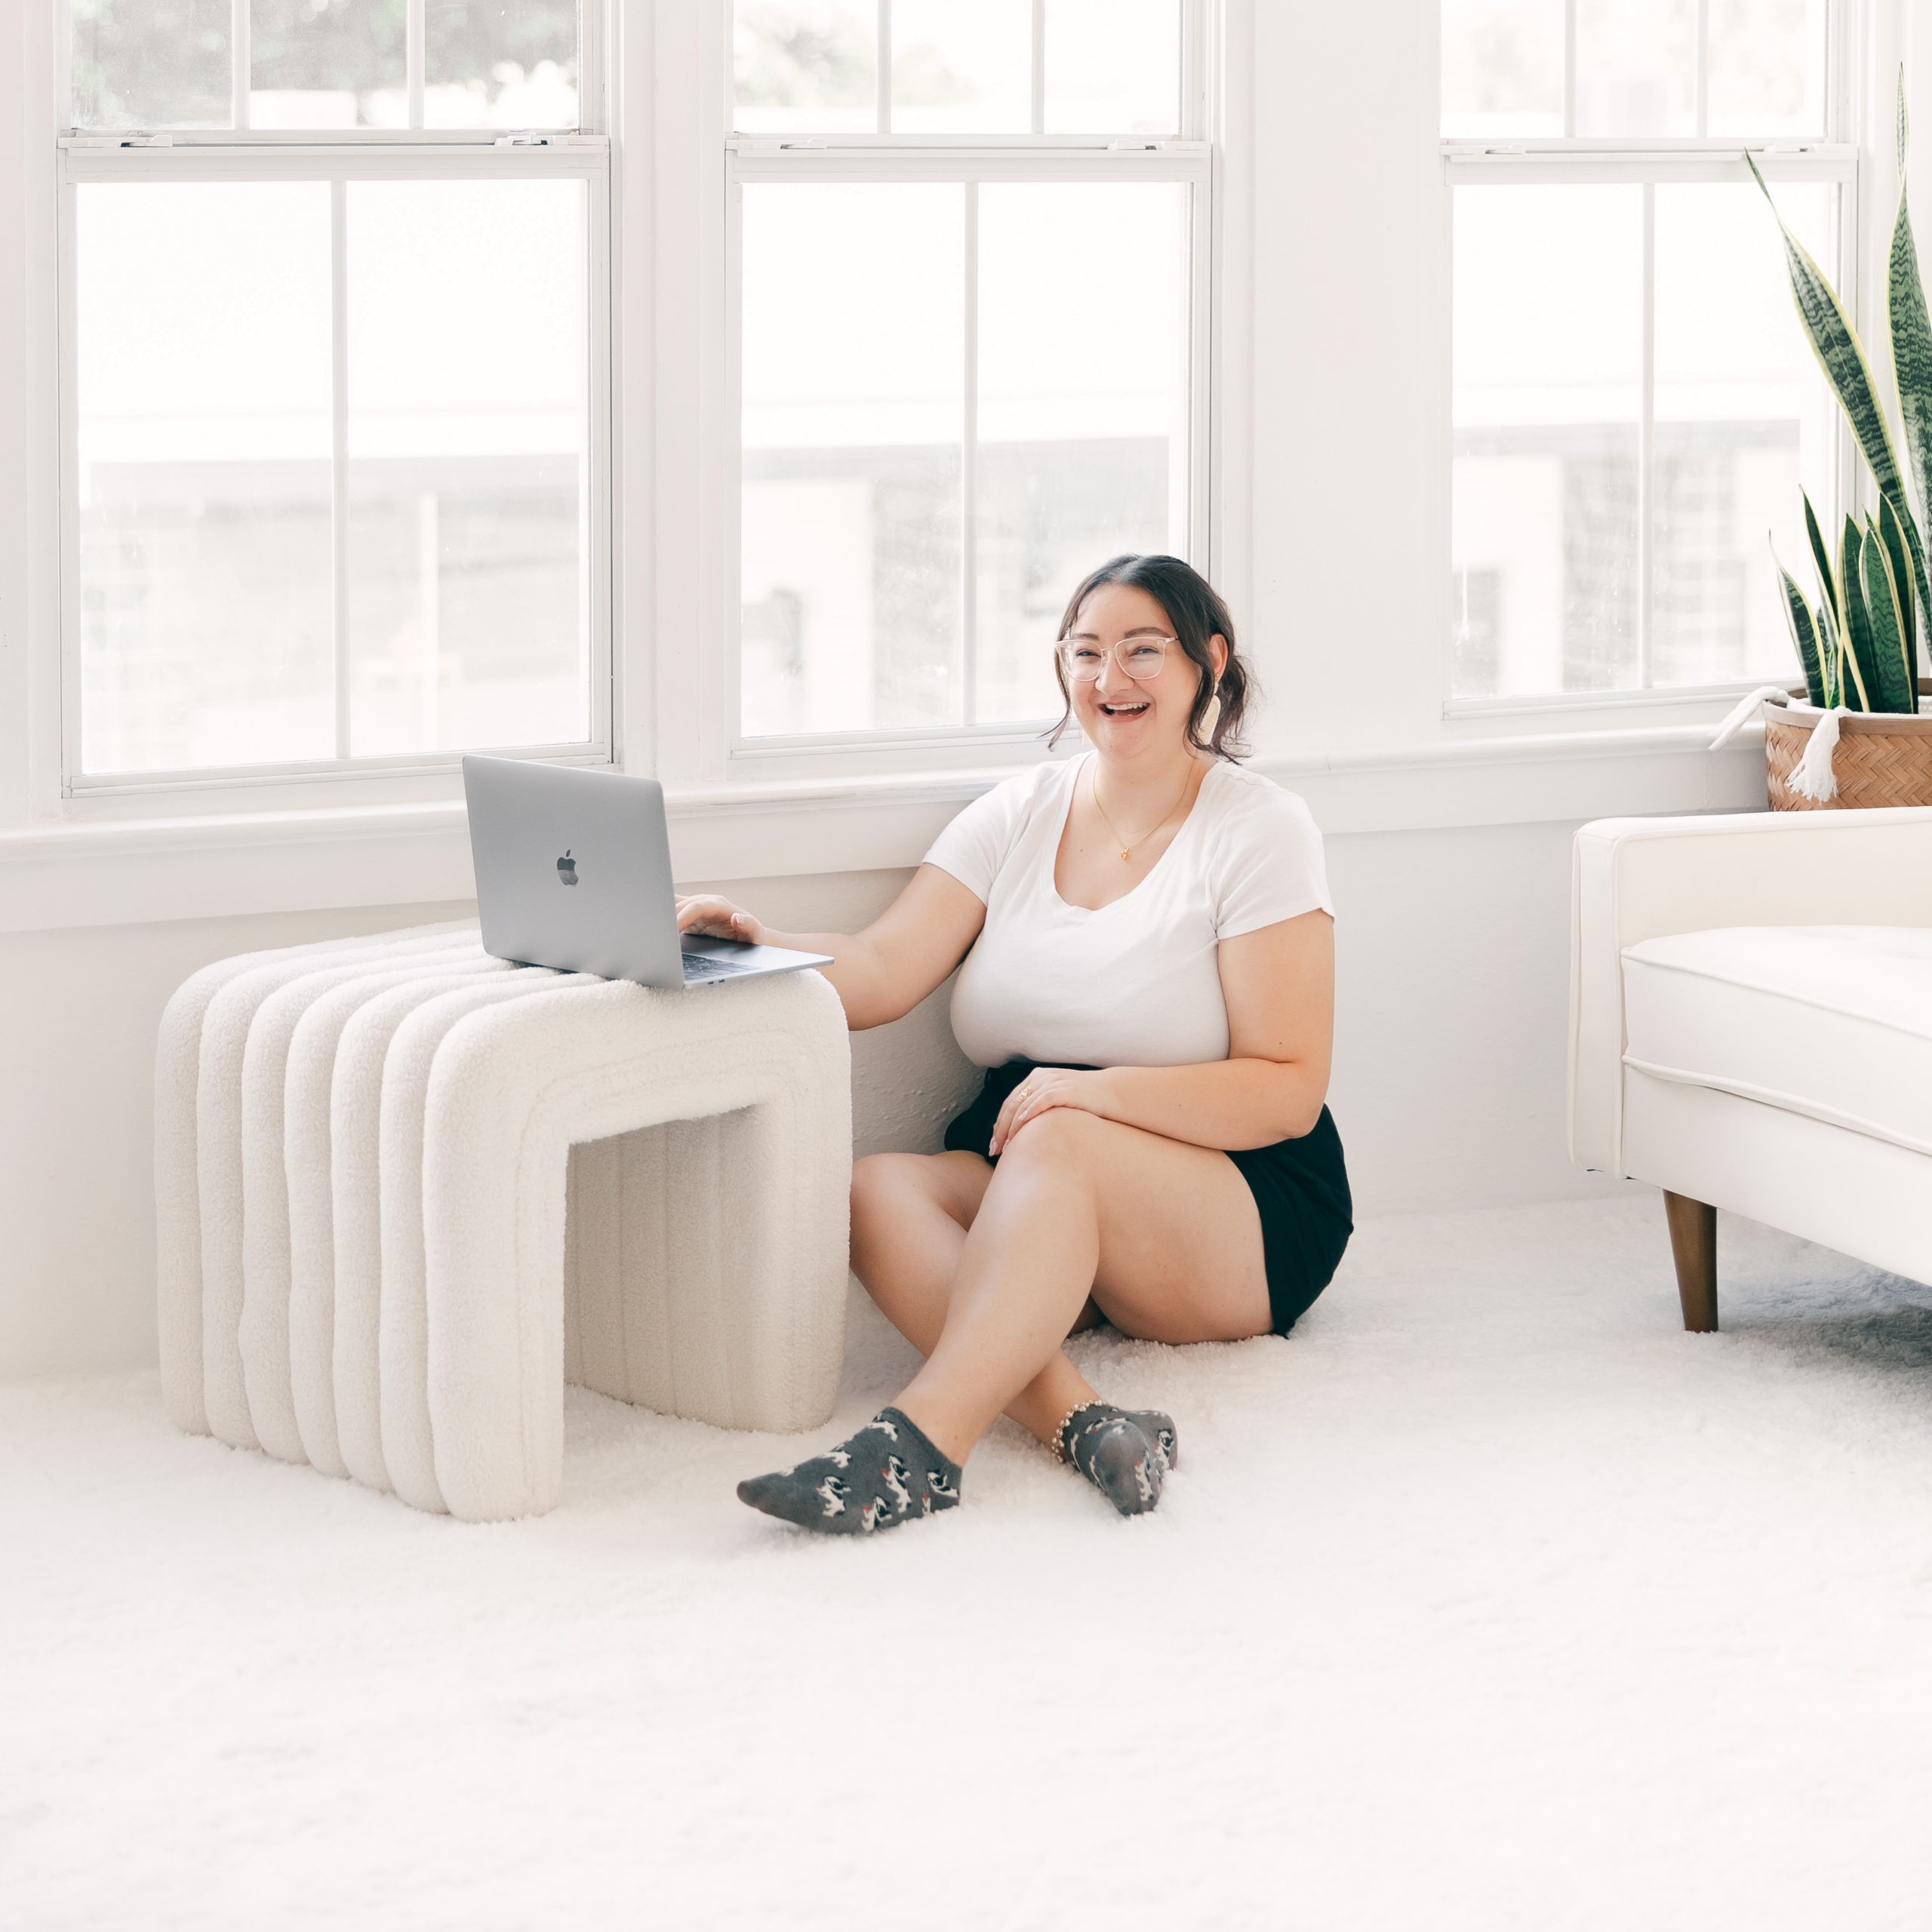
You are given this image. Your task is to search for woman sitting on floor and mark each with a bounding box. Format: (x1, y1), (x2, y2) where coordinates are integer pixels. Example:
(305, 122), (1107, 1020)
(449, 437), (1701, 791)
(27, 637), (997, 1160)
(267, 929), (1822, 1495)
(677, 553), (1351, 1532)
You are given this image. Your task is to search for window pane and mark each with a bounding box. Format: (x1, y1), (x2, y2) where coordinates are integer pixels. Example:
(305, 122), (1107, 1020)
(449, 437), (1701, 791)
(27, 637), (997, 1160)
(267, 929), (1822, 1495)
(346, 181), (589, 755)
(734, 0), (878, 134)
(1441, 0), (1563, 138)
(1452, 185), (1642, 697)
(1707, 0), (1828, 137)
(77, 183), (334, 774)
(1653, 182), (1836, 688)
(975, 183), (1188, 724)
(740, 184), (964, 737)
(1575, 0), (1696, 137)
(70, 0), (230, 130)
(424, 0), (580, 129)
(1044, 0), (1180, 135)
(891, 0), (1029, 134)
(251, 0), (406, 130)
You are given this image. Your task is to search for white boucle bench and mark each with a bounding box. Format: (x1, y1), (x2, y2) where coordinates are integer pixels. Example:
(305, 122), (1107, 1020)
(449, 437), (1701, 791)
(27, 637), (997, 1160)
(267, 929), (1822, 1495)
(155, 922), (852, 1520)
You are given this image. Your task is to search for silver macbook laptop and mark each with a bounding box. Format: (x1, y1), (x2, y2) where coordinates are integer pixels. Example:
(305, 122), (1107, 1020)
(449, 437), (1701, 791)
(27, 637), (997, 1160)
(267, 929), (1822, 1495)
(462, 755), (835, 990)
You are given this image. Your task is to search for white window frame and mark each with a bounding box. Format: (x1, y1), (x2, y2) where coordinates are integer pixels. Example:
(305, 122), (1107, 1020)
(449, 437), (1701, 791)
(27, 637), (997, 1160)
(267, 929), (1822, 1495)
(710, 1), (1220, 782)
(1440, 0), (1863, 720)
(52, 0), (616, 799)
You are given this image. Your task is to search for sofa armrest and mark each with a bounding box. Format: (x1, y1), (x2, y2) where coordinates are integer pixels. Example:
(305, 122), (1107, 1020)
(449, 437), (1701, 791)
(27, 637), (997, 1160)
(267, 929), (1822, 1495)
(1569, 806), (1932, 1174)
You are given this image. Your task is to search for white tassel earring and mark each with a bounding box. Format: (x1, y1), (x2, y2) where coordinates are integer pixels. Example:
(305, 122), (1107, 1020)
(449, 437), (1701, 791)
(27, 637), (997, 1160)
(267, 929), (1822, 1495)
(1199, 681), (1221, 744)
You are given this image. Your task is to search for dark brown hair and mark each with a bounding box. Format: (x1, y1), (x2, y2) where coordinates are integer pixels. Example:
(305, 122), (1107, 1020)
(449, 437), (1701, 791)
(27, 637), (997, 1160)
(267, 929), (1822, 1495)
(1047, 554), (1254, 759)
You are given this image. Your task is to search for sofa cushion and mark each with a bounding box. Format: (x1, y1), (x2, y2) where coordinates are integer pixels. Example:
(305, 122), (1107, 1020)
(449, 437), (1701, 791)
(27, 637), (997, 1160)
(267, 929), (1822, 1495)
(1622, 925), (1932, 1158)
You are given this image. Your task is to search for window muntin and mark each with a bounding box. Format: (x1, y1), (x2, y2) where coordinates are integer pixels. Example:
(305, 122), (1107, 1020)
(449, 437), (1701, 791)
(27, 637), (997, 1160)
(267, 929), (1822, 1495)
(60, 1), (607, 789)
(1443, 2), (1844, 706)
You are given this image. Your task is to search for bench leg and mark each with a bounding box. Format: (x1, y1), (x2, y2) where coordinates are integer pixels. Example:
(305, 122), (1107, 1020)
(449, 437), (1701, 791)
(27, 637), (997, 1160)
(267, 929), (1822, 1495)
(1663, 1191), (1718, 1333)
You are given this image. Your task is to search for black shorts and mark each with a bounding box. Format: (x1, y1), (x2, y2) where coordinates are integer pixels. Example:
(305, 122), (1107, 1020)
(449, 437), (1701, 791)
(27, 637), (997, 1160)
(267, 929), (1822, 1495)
(942, 1060), (1353, 1337)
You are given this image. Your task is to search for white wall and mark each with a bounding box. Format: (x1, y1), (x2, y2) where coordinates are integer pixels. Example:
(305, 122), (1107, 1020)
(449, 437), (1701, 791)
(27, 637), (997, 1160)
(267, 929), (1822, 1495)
(0, 901), (469, 1378)
(1328, 819), (1641, 1213)
(0, 822), (1638, 1383)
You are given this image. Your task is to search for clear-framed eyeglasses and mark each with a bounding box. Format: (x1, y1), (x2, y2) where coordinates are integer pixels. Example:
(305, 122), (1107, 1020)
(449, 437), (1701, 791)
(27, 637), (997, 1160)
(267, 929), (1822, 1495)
(1057, 635), (1178, 681)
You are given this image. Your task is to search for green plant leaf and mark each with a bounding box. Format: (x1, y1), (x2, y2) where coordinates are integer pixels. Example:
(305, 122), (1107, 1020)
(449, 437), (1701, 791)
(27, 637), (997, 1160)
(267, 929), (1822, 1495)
(1777, 554), (1829, 705)
(1817, 595), (1844, 707)
(1750, 154), (1914, 525)
(1838, 515), (1876, 709)
(1887, 75), (1932, 628)
(1804, 491), (1836, 611)
(1876, 490), (1918, 663)
(1805, 494), (1846, 706)
(1859, 516), (1919, 711)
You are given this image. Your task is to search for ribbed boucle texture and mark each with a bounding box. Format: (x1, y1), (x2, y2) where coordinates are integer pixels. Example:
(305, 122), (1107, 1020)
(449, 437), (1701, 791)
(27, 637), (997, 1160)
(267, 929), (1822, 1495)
(155, 924), (852, 1520)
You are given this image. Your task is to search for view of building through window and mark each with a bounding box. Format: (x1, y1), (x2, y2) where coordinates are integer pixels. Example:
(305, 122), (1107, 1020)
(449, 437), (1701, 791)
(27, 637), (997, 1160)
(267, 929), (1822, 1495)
(734, 0), (1180, 138)
(76, 178), (590, 775)
(65, 1), (596, 779)
(740, 178), (1187, 737)
(1444, 0), (1840, 702)
(1442, 0), (1827, 140)
(70, 0), (580, 131)
(733, 2), (1191, 740)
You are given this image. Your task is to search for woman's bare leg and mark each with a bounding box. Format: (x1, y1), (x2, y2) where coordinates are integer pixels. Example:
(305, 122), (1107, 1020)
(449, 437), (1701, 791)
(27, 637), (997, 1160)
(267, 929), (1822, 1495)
(877, 1109), (1273, 1467)
(849, 1150), (1100, 1447)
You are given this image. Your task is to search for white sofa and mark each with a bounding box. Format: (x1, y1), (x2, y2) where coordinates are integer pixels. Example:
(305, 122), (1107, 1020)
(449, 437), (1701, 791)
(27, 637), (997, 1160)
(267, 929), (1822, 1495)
(1571, 808), (1932, 1328)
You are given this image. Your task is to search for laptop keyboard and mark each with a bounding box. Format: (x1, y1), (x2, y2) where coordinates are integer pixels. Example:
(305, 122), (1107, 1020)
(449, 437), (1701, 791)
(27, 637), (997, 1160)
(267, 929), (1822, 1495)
(681, 953), (746, 981)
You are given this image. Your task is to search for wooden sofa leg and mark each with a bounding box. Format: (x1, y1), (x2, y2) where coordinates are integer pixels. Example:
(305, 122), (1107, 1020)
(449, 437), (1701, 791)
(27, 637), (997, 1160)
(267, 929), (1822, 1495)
(1663, 1192), (1718, 1333)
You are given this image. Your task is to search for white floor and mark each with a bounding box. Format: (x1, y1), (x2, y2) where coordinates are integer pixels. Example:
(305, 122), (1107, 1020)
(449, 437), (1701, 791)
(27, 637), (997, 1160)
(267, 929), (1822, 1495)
(7, 1196), (1932, 1930)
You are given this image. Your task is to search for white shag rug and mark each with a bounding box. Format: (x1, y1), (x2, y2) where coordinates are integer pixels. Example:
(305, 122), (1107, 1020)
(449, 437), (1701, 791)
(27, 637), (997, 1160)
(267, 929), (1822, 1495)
(7, 1195), (1932, 1931)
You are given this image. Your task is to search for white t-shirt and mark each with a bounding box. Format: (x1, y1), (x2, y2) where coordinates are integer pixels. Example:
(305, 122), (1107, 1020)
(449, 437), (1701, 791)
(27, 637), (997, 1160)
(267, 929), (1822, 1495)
(923, 754), (1332, 1069)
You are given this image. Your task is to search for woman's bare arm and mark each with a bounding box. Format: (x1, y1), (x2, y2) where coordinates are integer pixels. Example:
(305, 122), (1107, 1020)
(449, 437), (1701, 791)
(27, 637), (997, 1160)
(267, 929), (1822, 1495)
(989, 909), (1334, 1155)
(676, 862), (987, 1031)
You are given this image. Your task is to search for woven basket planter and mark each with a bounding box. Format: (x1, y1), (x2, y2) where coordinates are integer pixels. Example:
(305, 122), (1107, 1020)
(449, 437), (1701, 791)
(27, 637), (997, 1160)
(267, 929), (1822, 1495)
(1764, 680), (1932, 810)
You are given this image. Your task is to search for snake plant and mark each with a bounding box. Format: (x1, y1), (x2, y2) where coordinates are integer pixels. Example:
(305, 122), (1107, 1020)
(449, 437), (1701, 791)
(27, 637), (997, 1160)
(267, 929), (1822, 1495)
(1753, 72), (1929, 712)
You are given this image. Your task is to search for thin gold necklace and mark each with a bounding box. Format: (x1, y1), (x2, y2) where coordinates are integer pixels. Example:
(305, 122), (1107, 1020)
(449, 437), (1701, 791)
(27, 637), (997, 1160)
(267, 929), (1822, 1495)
(1089, 761), (1195, 863)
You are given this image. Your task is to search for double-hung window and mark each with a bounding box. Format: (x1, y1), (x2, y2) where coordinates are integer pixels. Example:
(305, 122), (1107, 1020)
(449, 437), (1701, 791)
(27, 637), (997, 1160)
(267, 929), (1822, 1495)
(60, 0), (609, 789)
(1443, 1), (1850, 707)
(729, 2), (1208, 750)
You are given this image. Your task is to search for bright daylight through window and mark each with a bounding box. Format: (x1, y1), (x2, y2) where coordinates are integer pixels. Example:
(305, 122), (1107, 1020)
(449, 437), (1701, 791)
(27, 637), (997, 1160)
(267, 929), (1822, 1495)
(732, 2), (1197, 742)
(1444, 1), (1844, 704)
(63, 0), (601, 783)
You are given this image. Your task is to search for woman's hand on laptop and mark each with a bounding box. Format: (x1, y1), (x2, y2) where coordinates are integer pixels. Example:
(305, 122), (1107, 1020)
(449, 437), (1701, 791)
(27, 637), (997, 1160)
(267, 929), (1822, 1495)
(675, 894), (769, 946)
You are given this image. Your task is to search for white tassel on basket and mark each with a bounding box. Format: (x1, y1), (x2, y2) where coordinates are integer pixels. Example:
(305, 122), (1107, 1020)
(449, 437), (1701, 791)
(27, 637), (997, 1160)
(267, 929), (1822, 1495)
(1708, 684), (1793, 751)
(1786, 705), (1847, 801)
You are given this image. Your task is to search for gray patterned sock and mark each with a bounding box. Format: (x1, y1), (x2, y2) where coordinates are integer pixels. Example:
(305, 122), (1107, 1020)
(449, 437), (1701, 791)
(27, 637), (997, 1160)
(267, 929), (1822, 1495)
(1059, 1403), (1177, 1516)
(737, 1406), (962, 1535)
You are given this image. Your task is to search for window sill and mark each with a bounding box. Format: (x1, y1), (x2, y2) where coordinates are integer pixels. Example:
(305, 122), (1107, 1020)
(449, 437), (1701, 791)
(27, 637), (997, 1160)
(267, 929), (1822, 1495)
(0, 722), (1770, 935)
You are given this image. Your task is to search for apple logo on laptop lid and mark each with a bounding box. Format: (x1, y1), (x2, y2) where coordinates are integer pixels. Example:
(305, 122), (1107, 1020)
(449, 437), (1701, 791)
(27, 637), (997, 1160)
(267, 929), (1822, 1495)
(556, 850), (578, 886)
